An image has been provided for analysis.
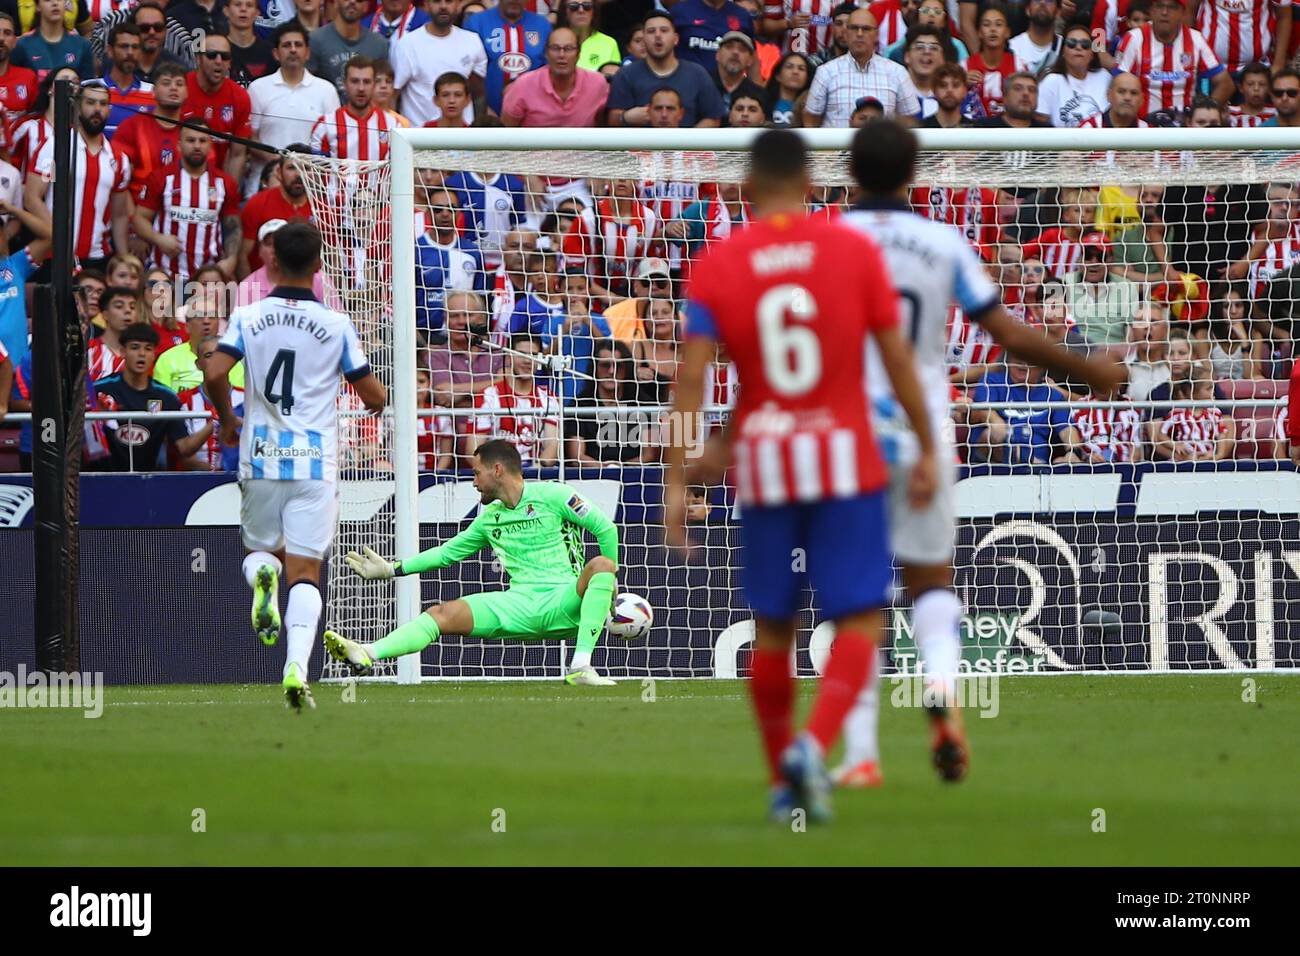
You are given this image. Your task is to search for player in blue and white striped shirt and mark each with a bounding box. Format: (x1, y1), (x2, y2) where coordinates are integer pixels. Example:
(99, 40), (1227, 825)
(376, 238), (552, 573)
(206, 221), (387, 710)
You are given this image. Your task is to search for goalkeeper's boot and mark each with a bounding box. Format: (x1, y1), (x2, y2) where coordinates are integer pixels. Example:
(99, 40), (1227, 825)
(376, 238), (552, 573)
(768, 784), (797, 825)
(323, 630), (374, 677)
(831, 758), (884, 789)
(282, 663), (315, 713)
(251, 563), (281, 647)
(925, 685), (969, 783)
(779, 732), (833, 825)
(564, 665), (616, 687)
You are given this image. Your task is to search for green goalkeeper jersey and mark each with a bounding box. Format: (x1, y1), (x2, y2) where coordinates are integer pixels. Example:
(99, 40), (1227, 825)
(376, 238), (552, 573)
(399, 482), (618, 589)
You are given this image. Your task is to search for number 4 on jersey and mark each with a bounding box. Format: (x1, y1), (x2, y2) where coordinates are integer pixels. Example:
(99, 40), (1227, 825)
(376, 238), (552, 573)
(265, 348), (296, 415)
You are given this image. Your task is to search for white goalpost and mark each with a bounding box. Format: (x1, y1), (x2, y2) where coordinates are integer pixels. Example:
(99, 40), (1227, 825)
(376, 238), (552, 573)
(298, 126), (1300, 682)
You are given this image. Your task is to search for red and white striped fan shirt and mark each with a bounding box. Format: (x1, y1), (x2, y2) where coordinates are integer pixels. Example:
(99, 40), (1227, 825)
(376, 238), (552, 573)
(562, 199), (664, 295)
(868, 0), (908, 52)
(952, 187), (1000, 256)
(489, 267), (519, 346)
(7, 114), (49, 172)
(1115, 24), (1224, 118)
(1228, 104), (1278, 127)
(1022, 227), (1084, 278)
(1160, 405), (1228, 457)
(87, 339), (124, 383)
(138, 166), (241, 285)
(309, 106), (393, 161)
(946, 306), (1001, 371)
(1197, 0), (1289, 74)
(701, 359), (738, 438)
(177, 384), (244, 470)
(1248, 234), (1300, 299)
(416, 411), (455, 469)
(1073, 405), (1143, 462)
(642, 179), (699, 271)
(912, 184), (953, 224)
(766, 0), (840, 55)
(1091, 0), (1132, 47)
(33, 135), (131, 262)
(470, 379), (560, 464)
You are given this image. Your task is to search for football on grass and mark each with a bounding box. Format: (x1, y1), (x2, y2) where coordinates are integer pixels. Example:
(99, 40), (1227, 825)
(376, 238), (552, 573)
(608, 593), (654, 640)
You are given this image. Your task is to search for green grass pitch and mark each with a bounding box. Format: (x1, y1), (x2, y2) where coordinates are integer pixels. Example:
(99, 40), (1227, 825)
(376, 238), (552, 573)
(1, 675), (1295, 866)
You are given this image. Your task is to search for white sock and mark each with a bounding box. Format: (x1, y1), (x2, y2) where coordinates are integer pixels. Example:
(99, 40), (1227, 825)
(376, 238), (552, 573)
(569, 649), (592, 670)
(283, 582), (322, 680)
(914, 588), (963, 699)
(242, 551), (282, 588)
(839, 648), (881, 766)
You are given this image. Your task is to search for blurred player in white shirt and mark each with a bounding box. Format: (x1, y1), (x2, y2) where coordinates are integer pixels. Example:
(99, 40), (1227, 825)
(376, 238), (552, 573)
(838, 120), (1125, 785)
(205, 222), (387, 710)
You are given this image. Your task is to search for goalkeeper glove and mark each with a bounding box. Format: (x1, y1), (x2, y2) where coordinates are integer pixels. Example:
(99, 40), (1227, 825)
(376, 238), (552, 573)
(345, 546), (397, 580)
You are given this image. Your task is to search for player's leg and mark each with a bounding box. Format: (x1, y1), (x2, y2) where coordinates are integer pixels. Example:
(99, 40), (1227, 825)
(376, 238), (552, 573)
(566, 556), (618, 681)
(326, 599), (475, 675)
(902, 561), (969, 783)
(239, 479), (286, 646)
(737, 502), (803, 821)
(787, 491), (893, 819)
(276, 480), (339, 711)
(838, 454), (968, 783)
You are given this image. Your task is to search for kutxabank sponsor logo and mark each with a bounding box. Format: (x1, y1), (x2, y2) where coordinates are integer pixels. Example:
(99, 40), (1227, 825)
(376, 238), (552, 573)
(252, 438), (323, 460)
(0, 665), (103, 718)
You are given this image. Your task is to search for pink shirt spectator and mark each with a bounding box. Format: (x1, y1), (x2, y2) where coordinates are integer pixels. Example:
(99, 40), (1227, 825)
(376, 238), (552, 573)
(236, 269), (328, 308)
(501, 66), (609, 128)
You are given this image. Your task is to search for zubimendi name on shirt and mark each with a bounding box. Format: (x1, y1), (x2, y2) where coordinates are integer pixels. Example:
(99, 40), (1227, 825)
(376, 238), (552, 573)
(243, 310), (335, 344)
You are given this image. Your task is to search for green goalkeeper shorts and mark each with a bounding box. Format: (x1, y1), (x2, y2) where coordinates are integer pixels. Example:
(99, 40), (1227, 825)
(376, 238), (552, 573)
(463, 585), (584, 640)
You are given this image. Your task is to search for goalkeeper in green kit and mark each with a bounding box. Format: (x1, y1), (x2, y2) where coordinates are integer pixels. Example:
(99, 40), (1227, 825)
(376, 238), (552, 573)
(324, 439), (621, 686)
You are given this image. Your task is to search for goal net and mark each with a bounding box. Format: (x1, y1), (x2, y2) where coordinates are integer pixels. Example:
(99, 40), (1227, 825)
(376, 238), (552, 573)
(297, 127), (1300, 681)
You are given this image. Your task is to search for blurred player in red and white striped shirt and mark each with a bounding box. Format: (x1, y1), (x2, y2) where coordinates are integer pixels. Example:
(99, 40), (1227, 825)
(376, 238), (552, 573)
(26, 83), (131, 269)
(309, 56), (393, 161)
(133, 121), (242, 285)
(1114, 0), (1233, 118)
(667, 128), (939, 823)
(1229, 62), (1278, 126)
(1195, 0), (1291, 75)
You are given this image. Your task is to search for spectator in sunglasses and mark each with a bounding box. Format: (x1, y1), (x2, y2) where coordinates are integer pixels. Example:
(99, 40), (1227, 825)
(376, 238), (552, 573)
(1263, 68), (1300, 127)
(181, 32), (250, 179)
(558, 0), (621, 72)
(1037, 22), (1109, 127)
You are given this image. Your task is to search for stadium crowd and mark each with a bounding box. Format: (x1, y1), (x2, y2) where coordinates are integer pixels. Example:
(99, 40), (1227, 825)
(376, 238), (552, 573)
(0, 0), (1297, 475)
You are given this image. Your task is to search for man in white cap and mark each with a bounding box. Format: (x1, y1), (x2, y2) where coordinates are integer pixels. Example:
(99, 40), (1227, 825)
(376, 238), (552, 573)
(237, 218), (328, 307)
(602, 256), (673, 343)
